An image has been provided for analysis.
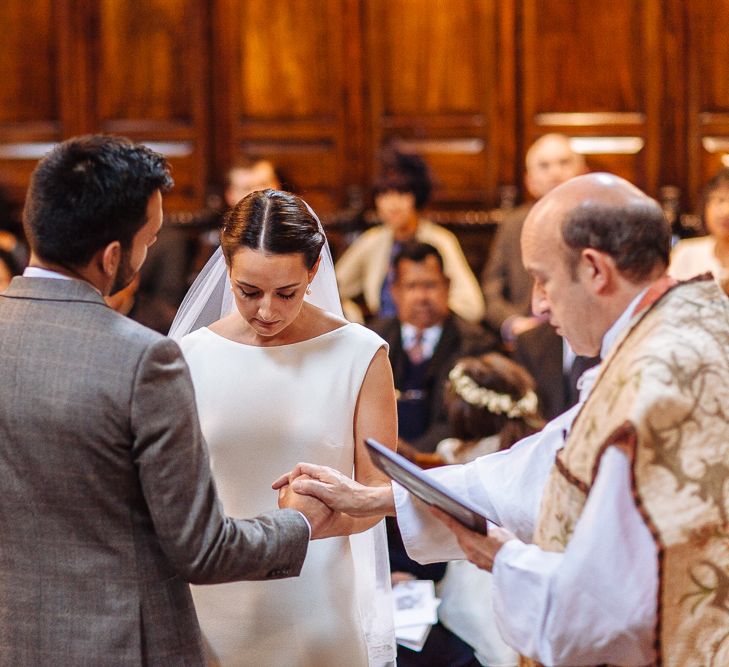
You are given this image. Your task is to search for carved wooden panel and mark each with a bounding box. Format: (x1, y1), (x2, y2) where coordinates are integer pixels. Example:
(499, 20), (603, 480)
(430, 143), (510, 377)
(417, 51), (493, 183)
(0, 1), (722, 226)
(0, 1), (58, 126)
(214, 0), (353, 214)
(86, 0), (210, 209)
(365, 0), (503, 208)
(0, 0), (70, 205)
(520, 0), (664, 195)
(687, 0), (729, 207)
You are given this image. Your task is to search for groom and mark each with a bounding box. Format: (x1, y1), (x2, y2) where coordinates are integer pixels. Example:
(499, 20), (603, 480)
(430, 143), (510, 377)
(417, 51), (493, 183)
(0, 135), (331, 665)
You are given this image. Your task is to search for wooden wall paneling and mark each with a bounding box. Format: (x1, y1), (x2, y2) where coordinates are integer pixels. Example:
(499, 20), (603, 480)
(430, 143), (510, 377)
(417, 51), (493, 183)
(659, 0), (688, 205)
(340, 0), (367, 207)
(686, 0), (729, 210)
(214, 0), (351, 215)
(0, 0), (75, 209)
(88, 0), (210, 210)
(520, 0), (664, 196)
(365, 0), (501, 209)
(495, 0), (519, 194)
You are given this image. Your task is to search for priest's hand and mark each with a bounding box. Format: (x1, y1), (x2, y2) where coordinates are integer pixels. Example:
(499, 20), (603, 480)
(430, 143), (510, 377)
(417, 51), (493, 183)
(277, 482), (336, 540)
(272, 463), (395, 518)
(429, 506), (516, 572)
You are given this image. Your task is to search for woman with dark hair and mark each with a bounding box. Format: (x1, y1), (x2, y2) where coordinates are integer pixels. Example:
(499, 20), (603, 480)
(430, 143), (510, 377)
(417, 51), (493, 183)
(335, 149), (485, 323)
(170, 189), (396, 666)
(670, 167), (729, 291)
(435, 353), (543, 667)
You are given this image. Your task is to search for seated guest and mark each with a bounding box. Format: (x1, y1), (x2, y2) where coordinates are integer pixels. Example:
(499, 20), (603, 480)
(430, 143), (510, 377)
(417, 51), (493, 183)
(670, 167), (729, 292)
(514, 321), (600, 420)
(482, 134), (587, 342)
(436, 353), (544, 667)
(372, 242), (494, 666)
(133, 224), (191, 333)
(337, 149), (485, 323)
(189, 157), (284, 282)
(370, 241), (497, 454)
(224, 158), (281, 208)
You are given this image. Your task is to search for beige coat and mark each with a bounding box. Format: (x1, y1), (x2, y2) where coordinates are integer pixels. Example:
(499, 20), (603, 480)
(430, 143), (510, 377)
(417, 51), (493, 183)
(335, 220), (486, 323)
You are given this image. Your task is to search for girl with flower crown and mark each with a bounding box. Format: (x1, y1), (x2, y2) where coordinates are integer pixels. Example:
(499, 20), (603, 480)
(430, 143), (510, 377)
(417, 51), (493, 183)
(435, 352), (544, 667)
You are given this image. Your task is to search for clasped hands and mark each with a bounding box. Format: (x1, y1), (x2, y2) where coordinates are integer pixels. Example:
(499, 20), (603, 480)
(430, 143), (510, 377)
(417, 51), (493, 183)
(272, 463), (394, 540)
(272, 463), (516, 572)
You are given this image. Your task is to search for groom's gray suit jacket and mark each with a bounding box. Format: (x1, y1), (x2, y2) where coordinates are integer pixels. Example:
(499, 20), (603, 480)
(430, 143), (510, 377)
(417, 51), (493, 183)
(0, 277), (309, 666)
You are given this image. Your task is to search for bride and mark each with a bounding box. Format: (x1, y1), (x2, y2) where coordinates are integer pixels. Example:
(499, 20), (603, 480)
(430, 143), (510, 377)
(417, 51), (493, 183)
(169, 189), (397, 667)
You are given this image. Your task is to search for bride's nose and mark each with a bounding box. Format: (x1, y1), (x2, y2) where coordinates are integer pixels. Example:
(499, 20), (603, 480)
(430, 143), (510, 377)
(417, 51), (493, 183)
(257, 293), (276, 320)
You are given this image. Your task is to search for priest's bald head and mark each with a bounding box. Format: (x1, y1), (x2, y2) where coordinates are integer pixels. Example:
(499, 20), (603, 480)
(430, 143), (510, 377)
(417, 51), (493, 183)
(521, 173), (671, 357)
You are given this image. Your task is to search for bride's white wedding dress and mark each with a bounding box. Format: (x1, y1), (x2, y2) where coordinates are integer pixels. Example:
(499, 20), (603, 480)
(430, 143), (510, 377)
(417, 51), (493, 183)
(180, 322), (388, 666)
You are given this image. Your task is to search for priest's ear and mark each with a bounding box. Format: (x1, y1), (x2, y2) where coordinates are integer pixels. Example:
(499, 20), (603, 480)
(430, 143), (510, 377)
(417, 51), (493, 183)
(578, 248), (617, 295)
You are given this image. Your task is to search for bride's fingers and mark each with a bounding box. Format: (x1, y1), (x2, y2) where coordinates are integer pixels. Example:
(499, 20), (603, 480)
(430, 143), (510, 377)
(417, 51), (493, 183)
(271, 463), (310, 489)
(271, 473), (291, 490)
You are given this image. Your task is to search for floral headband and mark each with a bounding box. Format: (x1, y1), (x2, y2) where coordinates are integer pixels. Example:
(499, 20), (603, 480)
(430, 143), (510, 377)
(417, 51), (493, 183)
(448, 363), (539, 419)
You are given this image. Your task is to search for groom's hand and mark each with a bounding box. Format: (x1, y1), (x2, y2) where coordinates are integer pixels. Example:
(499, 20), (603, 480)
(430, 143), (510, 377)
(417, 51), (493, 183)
(277, 481), (336, 540)
(272, 463), (395, 518)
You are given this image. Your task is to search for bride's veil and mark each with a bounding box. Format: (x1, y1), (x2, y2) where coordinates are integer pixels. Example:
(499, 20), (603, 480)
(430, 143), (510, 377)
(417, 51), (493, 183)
(167, 197), (396, 665)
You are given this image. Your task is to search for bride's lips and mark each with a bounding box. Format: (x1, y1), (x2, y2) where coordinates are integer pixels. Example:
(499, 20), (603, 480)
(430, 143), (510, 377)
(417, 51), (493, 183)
(252, 318), (280, 328)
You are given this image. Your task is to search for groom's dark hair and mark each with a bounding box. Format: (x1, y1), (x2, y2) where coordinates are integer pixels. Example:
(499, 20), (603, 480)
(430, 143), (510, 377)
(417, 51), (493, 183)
(221, 189), (325, 269)
(23, 135), (173, 267)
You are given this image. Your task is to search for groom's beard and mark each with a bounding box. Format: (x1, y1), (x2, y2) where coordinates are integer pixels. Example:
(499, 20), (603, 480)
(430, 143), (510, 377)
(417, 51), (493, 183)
(109, 250), (136, 296)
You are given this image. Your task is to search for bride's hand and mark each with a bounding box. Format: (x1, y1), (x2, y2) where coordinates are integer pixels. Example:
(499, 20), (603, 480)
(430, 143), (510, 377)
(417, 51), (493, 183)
(272, 463), (395, 518)
(276, 480), (337, 540)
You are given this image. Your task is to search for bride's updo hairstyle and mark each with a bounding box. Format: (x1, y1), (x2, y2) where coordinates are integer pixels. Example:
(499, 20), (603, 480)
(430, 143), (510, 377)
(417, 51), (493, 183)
(220, 189), (325, 269)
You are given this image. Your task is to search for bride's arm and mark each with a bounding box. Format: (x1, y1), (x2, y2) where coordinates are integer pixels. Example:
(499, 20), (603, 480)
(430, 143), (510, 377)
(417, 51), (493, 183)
(322, 345), (397, 537)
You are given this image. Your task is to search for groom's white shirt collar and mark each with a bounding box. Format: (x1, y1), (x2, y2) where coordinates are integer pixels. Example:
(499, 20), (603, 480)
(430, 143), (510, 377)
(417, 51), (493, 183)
(23, 266), (105, 296)
(23, 267), (72, 280)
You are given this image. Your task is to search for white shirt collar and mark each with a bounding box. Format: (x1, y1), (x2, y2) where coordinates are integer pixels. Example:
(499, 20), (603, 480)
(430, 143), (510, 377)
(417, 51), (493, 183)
(401, 322), (443, 360)
(562, 339), (577, 374)
(23, 267), (73, 280)
(575, 288), (649, 403)
(23, 266), (103, 296)
(599, 288), (648, 360)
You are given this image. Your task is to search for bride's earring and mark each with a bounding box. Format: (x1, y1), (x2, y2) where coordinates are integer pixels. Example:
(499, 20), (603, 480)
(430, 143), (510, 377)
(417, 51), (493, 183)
(306, 284), (312, 295)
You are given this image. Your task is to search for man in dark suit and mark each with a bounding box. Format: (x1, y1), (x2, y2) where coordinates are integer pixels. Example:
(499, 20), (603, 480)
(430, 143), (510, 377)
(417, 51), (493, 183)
(370, 241), (495, 667)
(0, 135), (331, 665)
(370, 241), (497, 455)
(515, 321), (600, 420)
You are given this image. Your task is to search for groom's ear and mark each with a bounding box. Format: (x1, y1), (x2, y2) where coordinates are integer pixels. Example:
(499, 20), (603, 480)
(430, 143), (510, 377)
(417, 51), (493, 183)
(101, 241), (122, 279)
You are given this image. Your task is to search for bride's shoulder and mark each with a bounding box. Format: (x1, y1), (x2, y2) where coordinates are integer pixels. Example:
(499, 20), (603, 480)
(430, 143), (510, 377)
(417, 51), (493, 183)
(308, 308), (386, 349)
(303, 302), (347, 334)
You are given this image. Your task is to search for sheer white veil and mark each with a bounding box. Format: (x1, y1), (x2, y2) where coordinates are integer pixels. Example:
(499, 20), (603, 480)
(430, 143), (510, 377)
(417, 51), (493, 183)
(168, 195), (395, 666)
(168, 200), (343, 338)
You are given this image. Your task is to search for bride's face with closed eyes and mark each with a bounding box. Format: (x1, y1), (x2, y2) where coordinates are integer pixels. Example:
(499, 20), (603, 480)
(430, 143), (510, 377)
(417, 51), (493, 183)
(229, 247), (319, 339)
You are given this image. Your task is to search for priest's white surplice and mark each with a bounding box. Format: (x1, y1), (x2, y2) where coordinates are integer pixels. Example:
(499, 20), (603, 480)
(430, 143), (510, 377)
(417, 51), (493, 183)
(393, 292), (659, 666)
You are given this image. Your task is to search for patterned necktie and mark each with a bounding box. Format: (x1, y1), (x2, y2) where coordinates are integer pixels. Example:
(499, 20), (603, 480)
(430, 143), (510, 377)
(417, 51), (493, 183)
(407, 330), (425, 364)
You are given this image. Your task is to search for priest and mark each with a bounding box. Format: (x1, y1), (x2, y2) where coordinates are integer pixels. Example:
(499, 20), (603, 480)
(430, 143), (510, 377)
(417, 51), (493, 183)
(277, 173), (729, 666)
